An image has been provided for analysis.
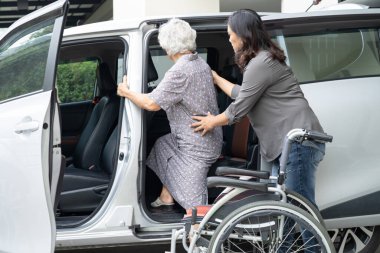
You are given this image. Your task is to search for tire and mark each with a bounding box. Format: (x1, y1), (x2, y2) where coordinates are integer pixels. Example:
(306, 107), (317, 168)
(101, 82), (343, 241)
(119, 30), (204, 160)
(329, 225), (380, 253)
(285, 189), (326, 227)
(284, 191), (380, 252)
(207, 201), (335, 253)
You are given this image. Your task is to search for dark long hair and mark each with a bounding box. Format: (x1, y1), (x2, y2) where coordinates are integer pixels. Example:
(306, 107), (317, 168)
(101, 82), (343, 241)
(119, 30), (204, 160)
(228, 9), (286, 70)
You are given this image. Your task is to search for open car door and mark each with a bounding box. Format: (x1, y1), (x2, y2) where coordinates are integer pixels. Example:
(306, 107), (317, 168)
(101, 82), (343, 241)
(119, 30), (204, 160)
(0, 0), (68, 252)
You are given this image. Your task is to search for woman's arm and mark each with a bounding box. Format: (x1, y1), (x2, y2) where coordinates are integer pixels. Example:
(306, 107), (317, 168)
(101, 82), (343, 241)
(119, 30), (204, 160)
(212, 70), (235, 98)
(117, 75), (161, 111)
(192, 60), (271, 135)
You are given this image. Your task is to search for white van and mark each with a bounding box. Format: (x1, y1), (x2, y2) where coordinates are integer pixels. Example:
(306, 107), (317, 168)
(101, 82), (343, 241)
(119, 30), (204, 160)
(1, 0), (380, 252)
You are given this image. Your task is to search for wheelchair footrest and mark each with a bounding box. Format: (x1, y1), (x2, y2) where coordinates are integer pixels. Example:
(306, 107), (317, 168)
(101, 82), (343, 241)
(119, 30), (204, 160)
(182, 205), (211, 224)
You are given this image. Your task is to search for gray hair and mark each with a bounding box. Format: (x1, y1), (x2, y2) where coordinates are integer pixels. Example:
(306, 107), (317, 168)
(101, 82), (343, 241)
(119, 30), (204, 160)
(158, 18), (196, 56)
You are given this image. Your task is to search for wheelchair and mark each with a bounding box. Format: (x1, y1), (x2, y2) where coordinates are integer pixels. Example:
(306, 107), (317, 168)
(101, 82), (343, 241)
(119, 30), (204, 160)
(166, 128), (335, 253)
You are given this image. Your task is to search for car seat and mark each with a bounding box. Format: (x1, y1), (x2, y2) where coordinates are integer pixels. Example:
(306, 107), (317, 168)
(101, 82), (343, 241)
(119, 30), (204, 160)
(214, 63), (258, 169)
(71, 62), (119, 171)
(59, 126), (119, 214)
(58, 62), (120, 214)
(208, 64), (260, 201)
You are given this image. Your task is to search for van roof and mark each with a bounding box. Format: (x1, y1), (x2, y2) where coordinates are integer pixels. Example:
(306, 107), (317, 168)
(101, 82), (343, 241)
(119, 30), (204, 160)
(63, 8), (380, 40)
(63, 12), (232, 39)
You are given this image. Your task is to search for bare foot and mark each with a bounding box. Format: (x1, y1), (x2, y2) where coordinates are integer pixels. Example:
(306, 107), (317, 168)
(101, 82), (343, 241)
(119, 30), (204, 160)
(160, 186), (174, 203)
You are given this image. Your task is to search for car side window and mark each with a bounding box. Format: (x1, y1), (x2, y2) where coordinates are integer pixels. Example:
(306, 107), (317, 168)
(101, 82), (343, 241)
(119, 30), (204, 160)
(0, 20), (54, 102)
(56, 58), (98, 103)
(148, 48), (208, 88)
(282, 28), (380, 83)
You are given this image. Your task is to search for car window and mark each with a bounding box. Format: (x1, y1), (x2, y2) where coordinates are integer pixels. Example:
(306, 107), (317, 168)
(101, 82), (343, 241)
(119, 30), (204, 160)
(56, 58), (98, 103)
(148, 48), (208, 87)
(281, 28), (380, 83)
(0, 19), (54, 102)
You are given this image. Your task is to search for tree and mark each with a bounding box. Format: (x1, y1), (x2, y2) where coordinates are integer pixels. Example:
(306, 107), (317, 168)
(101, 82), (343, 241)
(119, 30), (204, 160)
(56, 60), (98, 103)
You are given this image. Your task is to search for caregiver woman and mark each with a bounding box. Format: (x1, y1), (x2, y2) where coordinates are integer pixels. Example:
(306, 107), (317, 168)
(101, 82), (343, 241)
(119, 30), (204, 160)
(192, 9), (325, 207)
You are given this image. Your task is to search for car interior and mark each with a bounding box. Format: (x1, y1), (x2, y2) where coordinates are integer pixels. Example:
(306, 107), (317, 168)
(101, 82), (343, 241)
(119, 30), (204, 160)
(55, 39), (126, 227)
(52, 29), (262, 227)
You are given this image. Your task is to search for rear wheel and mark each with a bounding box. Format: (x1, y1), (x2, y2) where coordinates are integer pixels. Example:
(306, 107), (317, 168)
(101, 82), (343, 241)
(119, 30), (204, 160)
(208, 201), (335, 253)
(285, 189), (325, 227)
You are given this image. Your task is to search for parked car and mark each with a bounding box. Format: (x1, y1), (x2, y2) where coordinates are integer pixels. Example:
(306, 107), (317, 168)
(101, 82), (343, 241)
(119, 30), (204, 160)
(1, 0), (380, 252)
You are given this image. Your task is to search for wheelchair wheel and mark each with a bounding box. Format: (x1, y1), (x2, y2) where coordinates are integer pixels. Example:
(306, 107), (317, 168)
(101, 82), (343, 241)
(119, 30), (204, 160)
(207, 201), (335, 253)
(285, 189), (325, 227)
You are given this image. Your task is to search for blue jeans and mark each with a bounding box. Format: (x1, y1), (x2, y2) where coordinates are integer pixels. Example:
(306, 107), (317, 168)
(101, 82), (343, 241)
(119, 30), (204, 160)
(272, 140), (326, 251)
(272, 140), (325, 206)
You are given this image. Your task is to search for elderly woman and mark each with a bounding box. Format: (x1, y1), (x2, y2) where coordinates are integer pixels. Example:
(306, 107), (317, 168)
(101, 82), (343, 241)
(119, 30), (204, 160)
(117, 18), (223, 210)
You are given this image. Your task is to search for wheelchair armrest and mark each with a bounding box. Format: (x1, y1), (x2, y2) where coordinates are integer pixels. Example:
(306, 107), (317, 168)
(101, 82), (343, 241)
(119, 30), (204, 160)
(215, 167), (270, 179)
(207, 176), (268, 192)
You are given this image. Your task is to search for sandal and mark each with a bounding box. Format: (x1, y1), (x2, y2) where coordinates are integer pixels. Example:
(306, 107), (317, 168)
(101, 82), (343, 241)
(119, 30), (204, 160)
(151, 197), (175, 207)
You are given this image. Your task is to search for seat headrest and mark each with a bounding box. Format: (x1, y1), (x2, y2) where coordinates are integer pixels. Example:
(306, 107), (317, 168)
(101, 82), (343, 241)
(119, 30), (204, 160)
(96, 62), (116, 96)
(147, 51), (158, 83)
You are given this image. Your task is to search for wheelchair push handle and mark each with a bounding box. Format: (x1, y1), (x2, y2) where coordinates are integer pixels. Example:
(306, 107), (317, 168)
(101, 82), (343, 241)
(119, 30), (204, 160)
(278, 129), (333, 185)
(307, 130), (333, 143)
(286, 128), (333, 143)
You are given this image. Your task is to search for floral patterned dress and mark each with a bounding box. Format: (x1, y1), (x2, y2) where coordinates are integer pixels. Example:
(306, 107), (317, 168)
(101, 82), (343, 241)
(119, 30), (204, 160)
(147, 52), (223, 209)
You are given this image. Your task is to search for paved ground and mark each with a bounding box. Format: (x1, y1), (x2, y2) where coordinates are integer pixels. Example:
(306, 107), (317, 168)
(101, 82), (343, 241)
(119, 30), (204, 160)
(56, 239), (380, 253)
(57, 244), (380, 253)
(55, 244), (185, 253)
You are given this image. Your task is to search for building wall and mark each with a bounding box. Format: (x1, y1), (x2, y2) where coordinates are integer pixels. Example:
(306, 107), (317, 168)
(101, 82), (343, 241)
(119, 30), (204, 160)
(220, 0), (281, 12)
(282, 0), (338, 12)
(86, 0), (339, 23)
(0, 28), (6, 36)
(0, 0), (344, 34)
(84, 0), (113, 24)
(113, 0), (219, 20)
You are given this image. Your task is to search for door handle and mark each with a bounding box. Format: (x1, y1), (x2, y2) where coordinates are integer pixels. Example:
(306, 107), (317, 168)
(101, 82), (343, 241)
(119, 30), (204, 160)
(15, 120), (40, 134)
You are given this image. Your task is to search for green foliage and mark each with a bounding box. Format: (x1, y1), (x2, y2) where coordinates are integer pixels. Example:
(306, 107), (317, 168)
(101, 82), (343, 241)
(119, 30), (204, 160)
(30, 25), (53, 40)
(0, 22), (55, 102)
(57, 60), (97, 103)
(0, 40), (49, 102)
(0, 20), (96, 104)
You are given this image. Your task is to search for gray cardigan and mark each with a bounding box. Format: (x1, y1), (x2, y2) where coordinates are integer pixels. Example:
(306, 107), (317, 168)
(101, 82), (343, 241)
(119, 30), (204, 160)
(225, 50), (323, 161)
